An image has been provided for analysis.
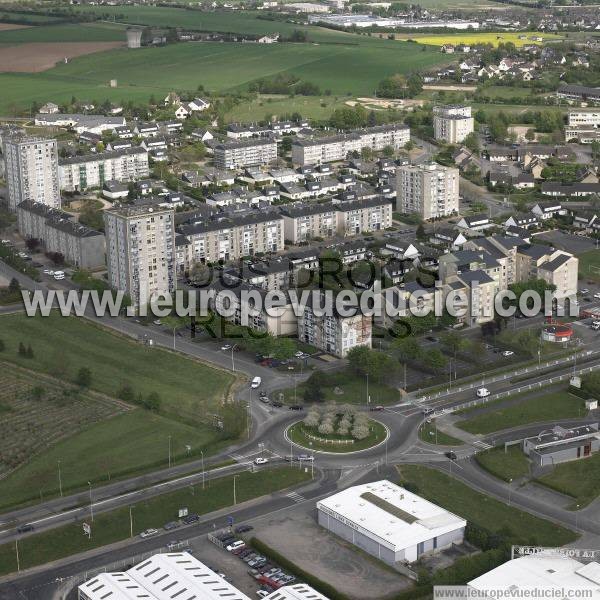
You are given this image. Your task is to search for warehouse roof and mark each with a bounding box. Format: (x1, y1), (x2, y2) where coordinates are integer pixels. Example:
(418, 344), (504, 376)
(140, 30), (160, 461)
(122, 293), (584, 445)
(78, 572), (158, 599)
(265, 584), (329, 600)
(469, 556), (600, 594)
(316, 480), (466, 552)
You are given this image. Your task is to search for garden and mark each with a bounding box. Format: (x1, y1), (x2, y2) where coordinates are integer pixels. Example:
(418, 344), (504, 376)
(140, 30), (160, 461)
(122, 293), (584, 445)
(287, 403), (387, 453)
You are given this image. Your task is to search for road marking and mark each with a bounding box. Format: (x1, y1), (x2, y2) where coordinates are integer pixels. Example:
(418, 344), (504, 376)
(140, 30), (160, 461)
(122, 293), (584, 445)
(285, 491), (305, 504)
(472, 441), (493, 450)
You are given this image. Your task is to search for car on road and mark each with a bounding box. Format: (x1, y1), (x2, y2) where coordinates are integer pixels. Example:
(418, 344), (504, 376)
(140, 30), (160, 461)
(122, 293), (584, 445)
(425, 336), (438, 342)
(221, 344), (232, 351)
(235, 524), (254, 534)
(53, 270), (65, 280)
(591, 321), (600, 331)
(153, 319), (162, 326)
(289, 404), (304, 411)
(294, 351), (304, 358)
(182, 513), (200, 525)
(422, 407), (434, 415)
(254, 457), (269, 465)
(445, 451), (457, 460)
(272, 401), (283, 408)
(369, 405), (384, 411)
(297, 454), (314, 462)
(595, 293), (600, 300)
(140, 528), (159, 538)
(226, 540), (246, 553)
(164, 521), (180, 531)
(16, 524), (34, 534)
(501, 350), (514, 357)
(476, 387), (490, 398)
(42, 269), (54, 275)
(581, 288), (590, 294)
(251, 376), (262, 389)
(259, 395), (270, 404)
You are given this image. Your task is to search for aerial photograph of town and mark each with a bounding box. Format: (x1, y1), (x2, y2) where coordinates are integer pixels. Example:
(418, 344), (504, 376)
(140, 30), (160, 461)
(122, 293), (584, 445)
(1, 0), (600, 598)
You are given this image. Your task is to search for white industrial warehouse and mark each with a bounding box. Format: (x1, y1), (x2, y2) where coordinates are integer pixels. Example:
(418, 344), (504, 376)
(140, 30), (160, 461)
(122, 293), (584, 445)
(316, 480), (467, 565)
(78, 553), (328, 600)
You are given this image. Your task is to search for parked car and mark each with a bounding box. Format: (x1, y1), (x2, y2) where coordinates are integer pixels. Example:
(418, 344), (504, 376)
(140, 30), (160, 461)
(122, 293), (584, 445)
(257, 591), (269, 598)
(289, 404), (304, 411)
(501, 350), (514, 357)
(272, 401), (283, 408)
(164, 521), (180, 531)
(226, 540), (246, 553)
(235, 524), (254, 534)
(140, 528), (159, 538)
(53, 270), (65, 280)
(254, 457), (269, 465)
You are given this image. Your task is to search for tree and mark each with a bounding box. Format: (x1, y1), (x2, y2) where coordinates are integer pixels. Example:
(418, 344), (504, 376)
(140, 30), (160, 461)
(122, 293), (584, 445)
(0, 339), (4, 352)
(423, 348), (447, 372)
(118, 382), (136, 404)
(318, 420), (334, 435)
(25, 238), (39, 251)
(464, 132), (480, 154)
(382, 145), (394, 158)
(404, 140), (416, 152)
(416, 223), (426, 239)
(26, 344), (34, 359)
(352, 423), (369, 440)
(189, 262), (212, 286)
(304, 410), (321, 428)
(271, 337), (296, 360)
(440, 331), (470, 358)
(8, 278), (20, 294)
(303, 370), (326, 403)
(144, 391), (161, 411)
(525, 128), (536, 142)
(75, 366), (92, 388)
(18, 342), (27, 357)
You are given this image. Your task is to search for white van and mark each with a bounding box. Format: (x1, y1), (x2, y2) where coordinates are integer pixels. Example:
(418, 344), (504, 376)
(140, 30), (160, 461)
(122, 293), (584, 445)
(53, 271), (65, 280)
(476, 387), (490, 398)
(592, 321), (600, 331)
(251, 376), (262, 389)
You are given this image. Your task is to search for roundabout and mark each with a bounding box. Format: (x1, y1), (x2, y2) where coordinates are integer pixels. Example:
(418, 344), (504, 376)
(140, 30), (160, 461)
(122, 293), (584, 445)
(284, 411), (390, 455)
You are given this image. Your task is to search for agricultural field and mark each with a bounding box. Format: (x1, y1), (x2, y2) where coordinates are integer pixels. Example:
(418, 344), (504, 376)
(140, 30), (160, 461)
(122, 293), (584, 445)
(0, 409), (228, 510)
(0, 365), (125, 477)
(0, 22), (127, 44)
(0, 312), (235, 423)
(0, 8), (446, 113)
(395, 31), (562, 48)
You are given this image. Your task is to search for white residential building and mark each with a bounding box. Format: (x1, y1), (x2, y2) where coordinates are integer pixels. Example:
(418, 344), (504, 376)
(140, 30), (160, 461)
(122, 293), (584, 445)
(3, 135), (60, 211)
(568, 111), (600, 127)
(292, 124), (410, 166)
(433, 105), (474, 144)
(213, 138), (278, 170)
(59, 148), (149, 192)
(317, 480), (466, 565)
(104, 205), (175, 307)
(396, 163), (460, 220)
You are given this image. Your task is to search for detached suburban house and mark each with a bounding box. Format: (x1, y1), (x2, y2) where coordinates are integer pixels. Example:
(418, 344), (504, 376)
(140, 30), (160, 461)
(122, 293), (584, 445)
(457, 214), (493, 232)
(504, 213), (539, 229)
(531, 202), (566, 220)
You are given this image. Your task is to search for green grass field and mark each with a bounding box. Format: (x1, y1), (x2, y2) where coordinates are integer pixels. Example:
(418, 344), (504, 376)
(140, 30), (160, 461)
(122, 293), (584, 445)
(477, 86), (539, 100)
(0, 312), (234, 422)
(418, 421), (463, 446)
(224, 94), (346, 123)
(578, 249), (600, 284)
(0, 7), (446, 113)
(475, 446), (531, 482)
(0, 467), (310, 576)
(0, 22), (127, 43)
(0, 410), (229, 510)
(397, 465), (577, 546)
(456, 391), (586, 435)
(278, 369), (399, 406)
(536, 453), (600, 509)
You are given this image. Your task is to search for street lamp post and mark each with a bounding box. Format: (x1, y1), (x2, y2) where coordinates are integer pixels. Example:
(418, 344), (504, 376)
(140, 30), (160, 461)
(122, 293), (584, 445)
(508, 478), (513, 506)
(129, 505), (135, 538)
(58, 460), (63, 498)
(201, 450), (205, 490)
(231, 346), (236, 372)
(576, 504), (580, 532)
(168, 435), (172, 468)
(233, 475), (238, 506)
(87, 481), (94, 522)
(366, 373), (369, 407)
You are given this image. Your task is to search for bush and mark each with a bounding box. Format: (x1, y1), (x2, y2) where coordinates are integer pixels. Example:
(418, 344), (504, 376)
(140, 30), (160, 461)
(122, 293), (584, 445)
(75, 367), (92, 388)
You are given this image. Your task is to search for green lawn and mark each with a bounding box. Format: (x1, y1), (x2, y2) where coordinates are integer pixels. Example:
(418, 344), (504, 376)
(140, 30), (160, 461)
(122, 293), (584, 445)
(418, 421), (463, 446)
(0, 410), (229, 510)
(277, 369), (399, 406)
(456, 391), (586, 435)
(475, 446), (531, 482)
(536, 453), (600, 509)
(224, 94), (346, 124)
(477, 86), (539, 100)
(397, 465), (577, 546)
(0, 312), (234, 423)
(0, 467), (311, 576)
(288, 418), (387, 453)
(578, 249), (600, 284)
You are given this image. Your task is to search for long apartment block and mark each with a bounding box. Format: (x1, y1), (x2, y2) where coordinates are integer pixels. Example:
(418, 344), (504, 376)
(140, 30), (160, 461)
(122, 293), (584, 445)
(59, 147), (149, 192)
(212, 138), (278, 170)
(291, 124), (410, 166)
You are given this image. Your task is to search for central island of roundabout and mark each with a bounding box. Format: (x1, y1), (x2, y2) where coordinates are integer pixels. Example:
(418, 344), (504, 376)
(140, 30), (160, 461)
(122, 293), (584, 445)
(284, 403), (389, 454)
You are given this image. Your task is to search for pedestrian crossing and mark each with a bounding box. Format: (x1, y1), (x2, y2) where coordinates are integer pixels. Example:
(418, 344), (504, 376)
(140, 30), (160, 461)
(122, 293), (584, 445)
(285, 491), (306, 504)
(472, 440), (493, 451)
(229, 453), (245, 462)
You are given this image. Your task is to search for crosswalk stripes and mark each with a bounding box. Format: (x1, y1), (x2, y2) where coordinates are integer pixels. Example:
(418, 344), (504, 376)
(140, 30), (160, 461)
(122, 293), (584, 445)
(285, 491), (306, 504)
(229, 453), (245, 462)
(472, 440), (493, 450)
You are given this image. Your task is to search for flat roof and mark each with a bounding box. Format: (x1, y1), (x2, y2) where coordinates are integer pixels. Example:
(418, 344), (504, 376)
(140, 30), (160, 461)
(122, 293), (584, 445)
(469, 556), (600, 595)
(316, 480), (466, 552)
(265, 584), (329, 600)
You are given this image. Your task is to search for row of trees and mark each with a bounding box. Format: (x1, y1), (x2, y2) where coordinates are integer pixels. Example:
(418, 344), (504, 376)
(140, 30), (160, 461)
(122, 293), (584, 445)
(303, 403), (371, 440)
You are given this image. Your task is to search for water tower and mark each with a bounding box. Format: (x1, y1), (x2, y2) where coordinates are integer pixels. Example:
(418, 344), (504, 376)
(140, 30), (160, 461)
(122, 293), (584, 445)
(126, 28), (143, 49)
